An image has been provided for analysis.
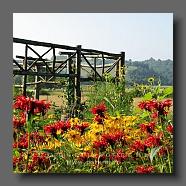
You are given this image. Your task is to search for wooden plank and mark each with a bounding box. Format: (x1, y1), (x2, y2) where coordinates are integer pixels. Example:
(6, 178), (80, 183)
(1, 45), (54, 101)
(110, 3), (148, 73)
(81, 53), (102, 80)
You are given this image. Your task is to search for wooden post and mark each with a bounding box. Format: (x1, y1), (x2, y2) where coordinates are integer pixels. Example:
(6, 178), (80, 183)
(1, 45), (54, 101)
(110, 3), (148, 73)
(68, 55), (75, 112)
(34, 65), (40, 100)
(102, 54), (105, 76)
(120, 52), (125, 77)
(76, 45), (81, 109)
(52, 48), (56, 72)
(22, 44), (28, 96)
(120, 52), (125, 94)
(115, 58), (120, 83)
(94, 57), (96, 82)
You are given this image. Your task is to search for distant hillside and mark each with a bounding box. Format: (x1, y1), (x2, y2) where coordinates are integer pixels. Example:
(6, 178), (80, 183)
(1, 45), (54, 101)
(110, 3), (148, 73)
(125, 58), (173, 86)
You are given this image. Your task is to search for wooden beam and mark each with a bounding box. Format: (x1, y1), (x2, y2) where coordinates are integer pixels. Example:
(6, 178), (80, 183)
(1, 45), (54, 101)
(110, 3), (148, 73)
(81, 64), (113, 68)
(13, 38), (120, 57)
(13, 70), (76, 77)
(59, 51), (118, 59)
(81, 48), (120, 57)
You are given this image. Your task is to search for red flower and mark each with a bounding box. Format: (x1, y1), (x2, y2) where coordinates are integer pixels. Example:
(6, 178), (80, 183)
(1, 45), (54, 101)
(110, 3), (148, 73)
(138, 99), (172, 116)
(113, 149), (128, 163)
(144, 135), (161, 148)
(13, 154), (23, 168)
(135, 165), (154, 174)
(44, 120), (71, 137)
(131, 140), (145, 152)
(78, 152), (90, 162)
(13, 112), (26, 129)
(166, 124), (173, 134)
(74, 122), (89, 135)
(138, 100), (158, 112)
(91, 102), (106, 116)
(30, 132), (45, 144)
(31, 152), (50, 169)
(13, 96), (51, 115)
(94, 154), (106, 162)
(157, 147), (167, 157)
(139, 122), (155, 134)
(93, 139), (108, 151)
(162, 99), (172, 107)
(94, 115), (104, 124)
(151, 112), (158, 119)
(102, 131), (124, 147)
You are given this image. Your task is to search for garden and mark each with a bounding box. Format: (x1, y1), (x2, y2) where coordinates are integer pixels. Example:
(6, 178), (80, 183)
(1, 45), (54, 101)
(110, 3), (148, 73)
(12, 74), (173, 174)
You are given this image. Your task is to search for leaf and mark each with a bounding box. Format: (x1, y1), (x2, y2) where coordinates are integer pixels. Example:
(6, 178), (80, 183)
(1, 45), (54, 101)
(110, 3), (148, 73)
(150, 146), (161, 163)
(143, 92), (152, 100)
(163, 87), (173, 97)
(140, 111), (149, 119)
(13, 150), (20, 157)
(41, 149), (55, 154)
(103, 97), (115, 109)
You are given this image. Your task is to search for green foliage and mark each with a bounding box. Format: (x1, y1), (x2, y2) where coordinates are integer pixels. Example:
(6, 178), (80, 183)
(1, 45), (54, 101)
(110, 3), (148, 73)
(125, 58), (173, 86)
(83, 73), (134, 118)
(130, 76), (173, 99)
(13, 86), (22, 97)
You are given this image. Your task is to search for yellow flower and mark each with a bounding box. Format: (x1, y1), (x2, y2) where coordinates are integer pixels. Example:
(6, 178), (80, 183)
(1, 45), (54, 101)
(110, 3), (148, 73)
(64, 130), (82, 143)
(69, 117), (80, 126)
(84, 145), (92, 152)
(56, 129), (62, 135)
(48, 114), (56, 119)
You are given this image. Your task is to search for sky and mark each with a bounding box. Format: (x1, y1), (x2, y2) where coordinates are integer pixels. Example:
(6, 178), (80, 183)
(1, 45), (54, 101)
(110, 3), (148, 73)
(13, 13), (173, 61)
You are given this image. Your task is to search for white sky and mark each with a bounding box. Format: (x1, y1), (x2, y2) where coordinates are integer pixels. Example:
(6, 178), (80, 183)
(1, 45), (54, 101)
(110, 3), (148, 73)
(13, 13), (173, 61)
